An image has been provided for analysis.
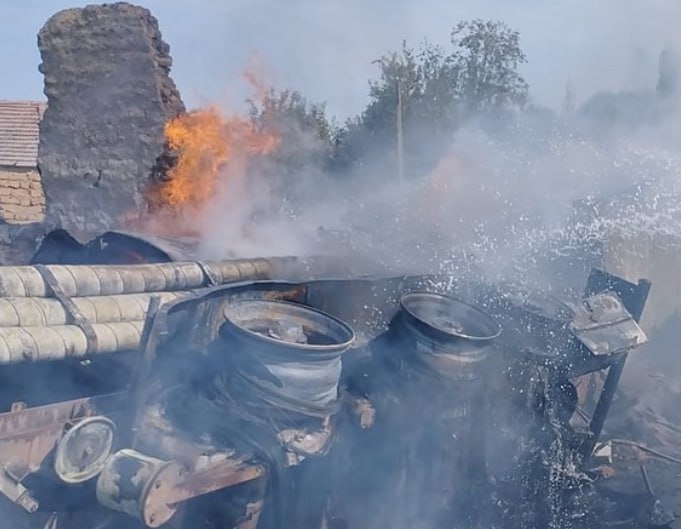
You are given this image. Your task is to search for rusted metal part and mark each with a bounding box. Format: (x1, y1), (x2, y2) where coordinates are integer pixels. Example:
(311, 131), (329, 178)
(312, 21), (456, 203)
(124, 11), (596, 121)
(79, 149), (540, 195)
(127, 396), (337, 528)
(195, 261), (218, 286)
(581, 270), (651, 459)
(33, 264), (99, 354)
(141, 463), (185, 528)
(97, 439), (267, 528)
(278, 417), (335, 466)
(570, 292), (648, 356)
(0, 392), (125, 442)
(129, 295), (163, 446)
(138, 400), (333, 471)
(53, 416), (116, 484)
(0, 465), (39, 513)
(0, 392), (126, 512)
(173, 473), (268, 529)
(134, 403), (266, 485)
(261, 284), (307, 303)
(348, 395), (375, 429)
(133, 402), (217, 465)
(96, 448), (184, 528)
(236, 499), (266, 529)
(166, 456), (265, 504)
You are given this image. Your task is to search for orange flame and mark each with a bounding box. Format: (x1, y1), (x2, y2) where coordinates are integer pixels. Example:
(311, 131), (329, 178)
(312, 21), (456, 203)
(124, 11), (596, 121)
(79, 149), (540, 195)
(156, 106), (278, 212)
(127, 65), (281, 238)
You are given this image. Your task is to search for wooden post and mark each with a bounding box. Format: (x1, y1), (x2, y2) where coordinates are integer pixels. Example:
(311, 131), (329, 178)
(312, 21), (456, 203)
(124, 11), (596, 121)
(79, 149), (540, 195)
(397, 78), (405, 181)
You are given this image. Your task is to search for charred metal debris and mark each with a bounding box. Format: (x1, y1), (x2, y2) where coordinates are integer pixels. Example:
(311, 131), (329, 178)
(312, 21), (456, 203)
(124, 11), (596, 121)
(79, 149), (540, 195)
(0, 229), (669, 529)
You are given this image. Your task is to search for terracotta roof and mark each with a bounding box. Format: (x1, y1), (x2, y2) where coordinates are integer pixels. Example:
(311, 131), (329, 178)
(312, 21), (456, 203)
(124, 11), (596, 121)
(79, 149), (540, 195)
(0, 101), (46, 168)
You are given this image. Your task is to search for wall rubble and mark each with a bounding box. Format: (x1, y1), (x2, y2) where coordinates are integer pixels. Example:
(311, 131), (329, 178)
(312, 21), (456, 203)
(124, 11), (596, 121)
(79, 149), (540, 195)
(37, 2), (185, 233)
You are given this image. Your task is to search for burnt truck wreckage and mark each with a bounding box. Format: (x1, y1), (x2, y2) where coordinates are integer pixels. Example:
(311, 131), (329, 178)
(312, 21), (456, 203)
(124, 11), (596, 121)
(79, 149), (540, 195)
(0, 229), (661, 529)
(6, 2), (674, 528)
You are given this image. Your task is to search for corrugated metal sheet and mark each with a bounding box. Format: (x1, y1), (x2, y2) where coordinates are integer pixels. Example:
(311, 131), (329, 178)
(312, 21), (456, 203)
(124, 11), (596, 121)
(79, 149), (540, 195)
(0, 101), (46, 168)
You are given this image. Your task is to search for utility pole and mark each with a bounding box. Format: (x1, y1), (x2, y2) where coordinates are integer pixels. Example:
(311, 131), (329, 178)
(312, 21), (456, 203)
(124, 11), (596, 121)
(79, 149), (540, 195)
(396, 78), (405, 181)
(562, 78), (576, 117)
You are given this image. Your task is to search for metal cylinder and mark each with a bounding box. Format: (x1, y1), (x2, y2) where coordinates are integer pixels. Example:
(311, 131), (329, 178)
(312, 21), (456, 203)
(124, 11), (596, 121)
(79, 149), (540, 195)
(0, 321), (144, 363)
(0, 263), (202, 298)
(391, 292), (502, 526)
(0, 292), (186, 327)
(96, 449), (184, 528)
(399, 291), (502, 380)
(0, 257), (290, 298)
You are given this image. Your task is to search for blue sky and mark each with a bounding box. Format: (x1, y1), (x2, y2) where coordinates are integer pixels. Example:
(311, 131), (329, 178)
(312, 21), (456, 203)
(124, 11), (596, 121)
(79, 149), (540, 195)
(1, 0), (679, 120)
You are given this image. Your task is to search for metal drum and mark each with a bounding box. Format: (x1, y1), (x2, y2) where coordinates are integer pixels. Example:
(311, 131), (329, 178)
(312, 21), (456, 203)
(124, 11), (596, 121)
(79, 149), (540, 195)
(398, 291), (502, 381)
(388, 292), (503, 526)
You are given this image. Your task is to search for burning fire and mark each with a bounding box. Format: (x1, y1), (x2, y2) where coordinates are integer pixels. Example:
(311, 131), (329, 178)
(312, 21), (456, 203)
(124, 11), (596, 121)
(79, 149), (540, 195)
(155, 106), (279, 212)
(126, 61), (282, 238)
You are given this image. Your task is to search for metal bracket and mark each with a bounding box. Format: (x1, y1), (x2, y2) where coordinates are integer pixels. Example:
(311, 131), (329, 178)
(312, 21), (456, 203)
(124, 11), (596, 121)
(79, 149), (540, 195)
(164, 456), (264, 505)
(34, 264), (99, 354)
(195, 261), (218, 287)
(0, 464), (39, 513)
(129, 296), (163, 448)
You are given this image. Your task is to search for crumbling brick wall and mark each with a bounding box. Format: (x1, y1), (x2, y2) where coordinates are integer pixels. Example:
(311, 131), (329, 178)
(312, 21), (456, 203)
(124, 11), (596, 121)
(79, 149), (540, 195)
(0, 167), (45, 223)
(37, 2), (185, 234)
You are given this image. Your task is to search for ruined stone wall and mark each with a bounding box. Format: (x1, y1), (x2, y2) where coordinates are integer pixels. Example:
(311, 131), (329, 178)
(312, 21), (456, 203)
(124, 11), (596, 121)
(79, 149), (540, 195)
(0, 167), (45, 223)
(37, 2), (185, 234)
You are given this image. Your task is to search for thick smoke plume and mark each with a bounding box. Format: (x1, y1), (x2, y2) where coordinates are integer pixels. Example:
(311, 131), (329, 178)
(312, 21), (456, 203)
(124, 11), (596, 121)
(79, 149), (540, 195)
(172, 52), (681, 301)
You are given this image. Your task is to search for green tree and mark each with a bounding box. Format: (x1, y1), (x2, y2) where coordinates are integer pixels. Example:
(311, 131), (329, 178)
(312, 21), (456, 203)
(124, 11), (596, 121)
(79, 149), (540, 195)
(364, 42), (462, 137)
(333, 41), (461, 176)
(335, 19), (529, 176)
(247, 88), (340, 206)
(248, 88), (336, 169)
(416, 41), (461, 126)
(451, 20), (528, 114)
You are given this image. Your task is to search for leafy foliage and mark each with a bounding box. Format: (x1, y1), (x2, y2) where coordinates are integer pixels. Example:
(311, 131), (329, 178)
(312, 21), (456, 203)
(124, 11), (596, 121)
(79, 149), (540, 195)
(249, 19), (530, 179)
(452, 20), (528, 114)
(246, 88), (341, 208)
(248, 88), (337, 170)
(335, 20), (529, 176)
